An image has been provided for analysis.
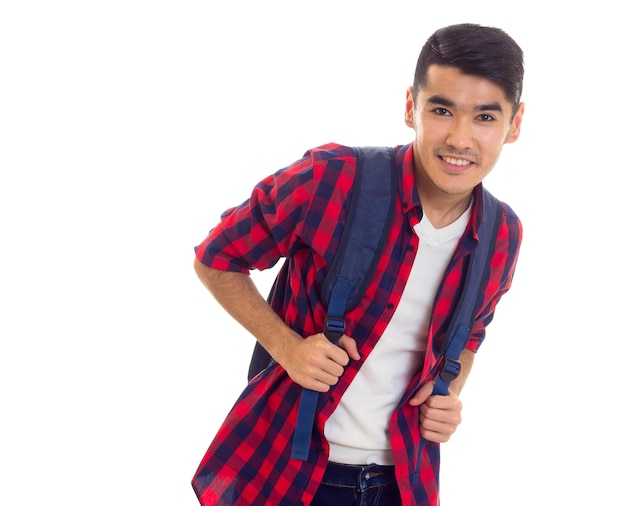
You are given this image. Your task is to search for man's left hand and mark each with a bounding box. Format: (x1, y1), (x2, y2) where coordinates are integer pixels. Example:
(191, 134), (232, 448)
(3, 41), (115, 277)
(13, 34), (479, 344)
(408, 381), (463, 443)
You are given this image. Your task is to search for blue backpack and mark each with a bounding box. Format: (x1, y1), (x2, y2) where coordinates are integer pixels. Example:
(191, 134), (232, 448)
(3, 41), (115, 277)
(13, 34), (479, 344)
(247, 146), (501, 461)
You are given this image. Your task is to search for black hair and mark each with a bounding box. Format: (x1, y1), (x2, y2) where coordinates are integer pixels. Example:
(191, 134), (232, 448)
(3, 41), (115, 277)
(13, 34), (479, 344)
(413, 24), (524, 110)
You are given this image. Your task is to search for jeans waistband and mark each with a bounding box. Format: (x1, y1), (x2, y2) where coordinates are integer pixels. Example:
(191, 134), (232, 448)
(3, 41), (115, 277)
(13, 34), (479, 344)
(322, 462), (397, 491)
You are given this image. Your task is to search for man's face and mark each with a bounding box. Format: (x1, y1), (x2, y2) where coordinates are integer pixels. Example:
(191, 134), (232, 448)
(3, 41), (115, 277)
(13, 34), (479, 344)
(405, 64), (524, 200)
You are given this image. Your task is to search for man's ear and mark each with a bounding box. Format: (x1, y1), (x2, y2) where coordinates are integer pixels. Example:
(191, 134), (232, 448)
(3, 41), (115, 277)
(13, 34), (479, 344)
(405, 86), (416, 129)
(505, 102), (525, 144)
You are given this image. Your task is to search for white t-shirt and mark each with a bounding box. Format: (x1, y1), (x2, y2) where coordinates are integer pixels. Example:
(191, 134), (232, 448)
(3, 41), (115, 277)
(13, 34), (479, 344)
(325, 205), (471, 465)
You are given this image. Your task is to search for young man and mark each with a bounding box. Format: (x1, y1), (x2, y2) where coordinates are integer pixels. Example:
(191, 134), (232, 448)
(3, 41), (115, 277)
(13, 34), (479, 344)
(192, 23), (525, 506)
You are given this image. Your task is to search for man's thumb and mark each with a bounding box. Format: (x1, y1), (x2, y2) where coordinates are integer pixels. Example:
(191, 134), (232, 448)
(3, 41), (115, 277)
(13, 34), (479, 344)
(338, 335), (361, 361)
(408, 381), (434, 406)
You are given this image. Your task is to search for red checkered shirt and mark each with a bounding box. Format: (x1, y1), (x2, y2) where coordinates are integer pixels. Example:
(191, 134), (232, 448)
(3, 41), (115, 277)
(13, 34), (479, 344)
(192, 142), (522, 505)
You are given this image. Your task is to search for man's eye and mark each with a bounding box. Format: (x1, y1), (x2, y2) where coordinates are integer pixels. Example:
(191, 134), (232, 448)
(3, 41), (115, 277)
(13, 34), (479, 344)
(477, 114), (495, 121)
(433, 108), (450, 116)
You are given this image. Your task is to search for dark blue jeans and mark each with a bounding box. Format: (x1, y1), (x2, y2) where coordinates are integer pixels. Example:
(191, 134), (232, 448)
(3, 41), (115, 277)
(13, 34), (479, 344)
(311, 462), (402, 506)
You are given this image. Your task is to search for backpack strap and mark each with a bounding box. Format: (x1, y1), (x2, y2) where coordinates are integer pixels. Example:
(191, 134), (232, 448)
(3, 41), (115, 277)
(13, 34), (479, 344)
(321, 146), (398, 316)
(414, 189), (502, 469)
(432, 188), (502, 396)
(291, 146), (397, 461)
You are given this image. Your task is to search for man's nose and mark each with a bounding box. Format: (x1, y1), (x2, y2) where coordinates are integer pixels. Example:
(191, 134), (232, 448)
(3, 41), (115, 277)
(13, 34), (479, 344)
(445, 118), (473, 150)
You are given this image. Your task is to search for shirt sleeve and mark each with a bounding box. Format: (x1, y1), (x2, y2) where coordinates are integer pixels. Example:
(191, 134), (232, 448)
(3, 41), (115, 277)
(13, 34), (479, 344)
(466, 203), (523, 352)
(194, 152), (318, 274)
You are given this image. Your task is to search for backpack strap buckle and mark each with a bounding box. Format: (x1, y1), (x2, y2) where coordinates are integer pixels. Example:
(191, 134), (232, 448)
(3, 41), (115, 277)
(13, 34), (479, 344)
(432, 356), (462, 396)
(439, 356), (461, 383)
(324, 316), (345, 344)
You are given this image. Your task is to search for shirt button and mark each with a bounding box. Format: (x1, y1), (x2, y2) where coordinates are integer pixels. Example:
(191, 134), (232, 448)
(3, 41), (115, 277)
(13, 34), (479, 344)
(316, 447), (325, 455)
(329, 396), (336, 403)
(387, 303), (394, 310)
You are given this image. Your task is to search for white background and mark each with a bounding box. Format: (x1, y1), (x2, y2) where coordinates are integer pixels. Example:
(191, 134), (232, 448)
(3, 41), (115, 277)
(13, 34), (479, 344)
(1, 1), (624, 504)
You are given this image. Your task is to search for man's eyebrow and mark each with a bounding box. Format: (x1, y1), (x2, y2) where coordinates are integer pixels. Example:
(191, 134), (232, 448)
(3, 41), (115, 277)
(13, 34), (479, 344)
(426, 95), (455, 108)
(426, 95), (504, 113)
(476, 102), (503, 113)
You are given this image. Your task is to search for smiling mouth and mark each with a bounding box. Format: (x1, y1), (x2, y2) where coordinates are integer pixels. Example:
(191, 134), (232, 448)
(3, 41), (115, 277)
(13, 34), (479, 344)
(440, 156), (473, 166)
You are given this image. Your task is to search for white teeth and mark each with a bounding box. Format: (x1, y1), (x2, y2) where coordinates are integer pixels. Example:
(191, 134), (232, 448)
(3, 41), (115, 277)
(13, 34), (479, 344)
(442, 156), (471, 166)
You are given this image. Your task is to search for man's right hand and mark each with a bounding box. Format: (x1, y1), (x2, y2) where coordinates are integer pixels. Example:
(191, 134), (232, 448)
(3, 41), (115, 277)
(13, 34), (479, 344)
(280, 333), (360, 392)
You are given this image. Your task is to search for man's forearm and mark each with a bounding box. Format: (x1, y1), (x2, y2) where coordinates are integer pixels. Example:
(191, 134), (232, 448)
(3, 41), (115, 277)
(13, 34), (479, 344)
(193, 258), (301, 364)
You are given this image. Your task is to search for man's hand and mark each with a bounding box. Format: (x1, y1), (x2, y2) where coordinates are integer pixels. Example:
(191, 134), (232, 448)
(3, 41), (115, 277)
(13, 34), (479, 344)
(408, 381), (463, 443)
(280, 334), (360, 392)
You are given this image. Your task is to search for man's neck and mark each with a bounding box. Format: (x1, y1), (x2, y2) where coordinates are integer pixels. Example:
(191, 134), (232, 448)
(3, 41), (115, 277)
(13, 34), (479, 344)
(419, 192), (473, 229)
